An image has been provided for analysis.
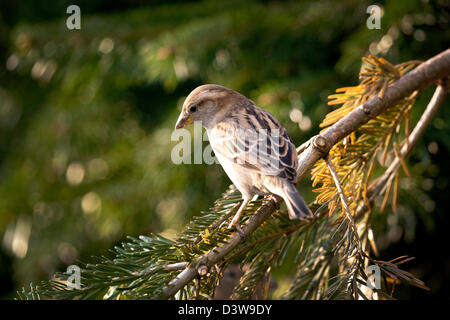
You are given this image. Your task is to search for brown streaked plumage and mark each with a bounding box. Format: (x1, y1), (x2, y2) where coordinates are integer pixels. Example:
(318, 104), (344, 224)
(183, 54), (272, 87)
(175, 84), (312, 230)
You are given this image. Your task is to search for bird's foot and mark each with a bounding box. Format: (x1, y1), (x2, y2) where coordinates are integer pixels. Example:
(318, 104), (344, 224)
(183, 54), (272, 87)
(269, 194), (281, 209)
(303, 213), (315, 222)
(228, 220), (245, 239)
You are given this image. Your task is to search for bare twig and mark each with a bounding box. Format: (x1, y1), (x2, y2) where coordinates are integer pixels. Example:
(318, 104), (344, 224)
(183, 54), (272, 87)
(194, 277), (200, 300)
(158, 49), (450, 299)
(325, 155), (362, 253)
(296, 138), (312, 154)
(163, 262), (189, 271)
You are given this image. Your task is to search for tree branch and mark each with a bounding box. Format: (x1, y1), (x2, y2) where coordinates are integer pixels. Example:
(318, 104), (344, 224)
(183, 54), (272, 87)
(158, 49), (450, 299)
(158, 199), (279, 298)
(163, 262), (189, 271)
(296, 48), (450, 179)
(325, 155), (362, 253)
(355, 78), (449, 217)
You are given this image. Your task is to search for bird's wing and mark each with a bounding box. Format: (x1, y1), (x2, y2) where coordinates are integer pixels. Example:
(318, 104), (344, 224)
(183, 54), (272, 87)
(209, 103), (298, 183)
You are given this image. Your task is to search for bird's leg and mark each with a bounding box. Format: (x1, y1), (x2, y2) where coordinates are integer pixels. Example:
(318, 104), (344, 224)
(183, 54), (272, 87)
(228, 198), (250, 235)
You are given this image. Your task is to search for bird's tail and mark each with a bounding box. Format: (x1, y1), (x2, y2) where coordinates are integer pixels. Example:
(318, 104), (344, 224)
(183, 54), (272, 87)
(282, 183), (312, 220)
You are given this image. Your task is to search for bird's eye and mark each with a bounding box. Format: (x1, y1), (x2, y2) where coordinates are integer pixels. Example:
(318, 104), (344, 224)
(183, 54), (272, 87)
(189, 104), (197, 113)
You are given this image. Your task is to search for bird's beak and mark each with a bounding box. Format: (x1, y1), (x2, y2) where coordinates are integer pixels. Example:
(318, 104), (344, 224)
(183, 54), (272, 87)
(175, 113), (193, 129)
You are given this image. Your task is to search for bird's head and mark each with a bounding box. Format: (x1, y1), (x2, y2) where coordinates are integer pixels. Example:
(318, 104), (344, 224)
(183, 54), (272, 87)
(175, 84), (240, 129)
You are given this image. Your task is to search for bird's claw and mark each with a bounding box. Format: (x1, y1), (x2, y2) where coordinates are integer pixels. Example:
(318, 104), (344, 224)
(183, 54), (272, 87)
(228, 221), (245, 239)
(269, 195), (281, 209)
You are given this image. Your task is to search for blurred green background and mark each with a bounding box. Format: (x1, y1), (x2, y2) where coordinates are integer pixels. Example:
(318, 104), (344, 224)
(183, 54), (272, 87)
(0, 0), (449, 299)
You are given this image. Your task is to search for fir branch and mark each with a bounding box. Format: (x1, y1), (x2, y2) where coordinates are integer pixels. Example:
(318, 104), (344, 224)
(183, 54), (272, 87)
(297, 49), (450, 180)
(156, 198), (279, 299)
(356, 78), (449, 218)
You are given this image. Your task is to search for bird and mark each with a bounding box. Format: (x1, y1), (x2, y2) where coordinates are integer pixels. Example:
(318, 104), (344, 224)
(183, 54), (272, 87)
(175, 84), (312, 231)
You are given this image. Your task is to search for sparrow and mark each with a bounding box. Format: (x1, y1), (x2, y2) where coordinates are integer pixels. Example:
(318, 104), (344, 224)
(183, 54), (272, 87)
(175, 84), (312, 231)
